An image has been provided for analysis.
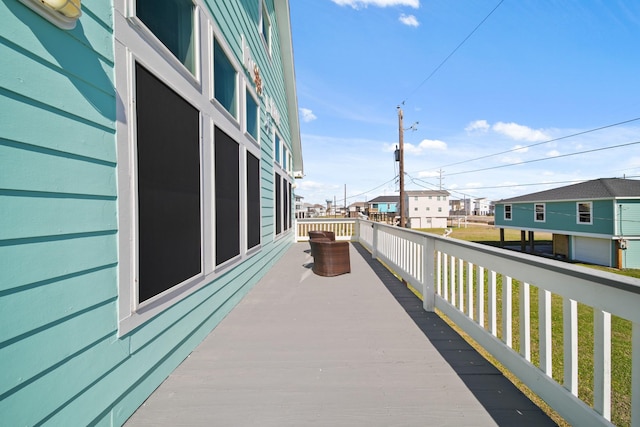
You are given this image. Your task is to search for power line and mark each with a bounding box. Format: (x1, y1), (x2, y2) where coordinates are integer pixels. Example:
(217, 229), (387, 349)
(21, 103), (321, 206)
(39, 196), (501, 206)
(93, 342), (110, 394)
(402, 0), (504, 104)
(344, 175), (399, 203)
(446, 140), (640, 177)
(437, 116), (640, 170)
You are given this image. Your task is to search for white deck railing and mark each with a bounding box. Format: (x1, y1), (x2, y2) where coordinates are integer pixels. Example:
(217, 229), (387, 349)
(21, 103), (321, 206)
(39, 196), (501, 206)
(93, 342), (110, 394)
(297, 218), (640, 427)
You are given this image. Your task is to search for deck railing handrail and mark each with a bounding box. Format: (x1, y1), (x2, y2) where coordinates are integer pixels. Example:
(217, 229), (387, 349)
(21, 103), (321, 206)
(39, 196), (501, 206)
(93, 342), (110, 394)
(296, 218), (640, 427)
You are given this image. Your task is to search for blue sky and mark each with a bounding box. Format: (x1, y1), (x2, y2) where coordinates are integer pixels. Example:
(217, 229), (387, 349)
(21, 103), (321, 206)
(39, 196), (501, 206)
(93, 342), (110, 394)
(288, 0), (640, 206)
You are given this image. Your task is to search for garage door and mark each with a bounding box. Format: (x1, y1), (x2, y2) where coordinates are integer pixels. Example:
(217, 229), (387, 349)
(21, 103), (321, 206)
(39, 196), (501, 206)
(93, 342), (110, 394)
(573, 237), (611, 267)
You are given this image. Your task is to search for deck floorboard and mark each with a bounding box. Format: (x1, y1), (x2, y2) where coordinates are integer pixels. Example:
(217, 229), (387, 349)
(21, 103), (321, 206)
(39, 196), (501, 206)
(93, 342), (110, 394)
(125, 242), (556, 426)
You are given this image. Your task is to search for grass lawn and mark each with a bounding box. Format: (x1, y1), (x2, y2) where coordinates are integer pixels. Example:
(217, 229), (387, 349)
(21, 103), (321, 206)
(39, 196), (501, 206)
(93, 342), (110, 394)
(418, 225), (638, 427)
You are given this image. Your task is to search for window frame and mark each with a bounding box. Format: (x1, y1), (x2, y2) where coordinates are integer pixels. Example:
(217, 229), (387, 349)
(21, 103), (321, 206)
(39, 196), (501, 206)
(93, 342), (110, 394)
(577, 201), (593, 225)
(213, 37), (239, 120)
(259, 0), (272, 55)
(115, 7), (271, 335)
(245, 85), (260, 143)
(504, 204), (512, 220)
(127, 0), (200, 83)
(534, 203), (546, 222)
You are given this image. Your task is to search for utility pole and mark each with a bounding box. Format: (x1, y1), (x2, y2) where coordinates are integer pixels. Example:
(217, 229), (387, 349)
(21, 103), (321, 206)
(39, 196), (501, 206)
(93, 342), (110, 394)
(344, 184), (347, 218)
(397, 106), (405, 227)
(438, 169), (444, 190)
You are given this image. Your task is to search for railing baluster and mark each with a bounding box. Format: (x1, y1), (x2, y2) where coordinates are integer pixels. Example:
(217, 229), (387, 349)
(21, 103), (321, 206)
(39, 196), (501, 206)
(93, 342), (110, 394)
(503, 276), (512, 348)
(467, 262), (474, 320)
(489, 270), (497, 336)
(540, 289), (552, 376)
(442, 253), (449, 301)
(450, 256), (457, 307)
(593, 309), (611, 420)
(563, 298), (578, 395)
(436, 251), (442, 296)
(519, 282), (531, 361)
(477, 265), (485, 328)
(458, 258), (464, 311)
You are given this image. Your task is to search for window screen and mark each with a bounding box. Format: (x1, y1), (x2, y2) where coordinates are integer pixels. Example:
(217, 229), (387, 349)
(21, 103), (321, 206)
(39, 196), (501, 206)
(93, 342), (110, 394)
(247, 151), (261, 249)
(135, 63), (201, 303)
(215, 126), (240, 265)
(275, 172), (282, 235)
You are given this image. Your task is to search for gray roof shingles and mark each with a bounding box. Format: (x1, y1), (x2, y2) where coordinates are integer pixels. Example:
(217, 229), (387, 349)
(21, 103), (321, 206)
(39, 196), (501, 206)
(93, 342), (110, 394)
(498, 178), (640, 203)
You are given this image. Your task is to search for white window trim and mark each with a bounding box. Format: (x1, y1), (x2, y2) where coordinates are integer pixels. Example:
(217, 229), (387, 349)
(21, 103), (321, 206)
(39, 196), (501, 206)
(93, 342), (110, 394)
(126, 0), (201, 86)
(577, 201), (593, 225)
(504, 204), (512, 221)
(212, 35), (240, 122)
(259, 0), (272, 57)
(115, 2), (265, 336)
(244, 83), (260, 145)
(534, 203), (546, 222)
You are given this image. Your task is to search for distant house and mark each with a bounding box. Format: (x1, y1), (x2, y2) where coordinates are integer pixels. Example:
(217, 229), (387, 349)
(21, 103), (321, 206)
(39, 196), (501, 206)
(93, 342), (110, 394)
(348, 201), (368, 218)
(367, 196), (399, 222)
(494, 178), (640, 268)
(405, 190), (450, 229)
(473, 198), (493, 216)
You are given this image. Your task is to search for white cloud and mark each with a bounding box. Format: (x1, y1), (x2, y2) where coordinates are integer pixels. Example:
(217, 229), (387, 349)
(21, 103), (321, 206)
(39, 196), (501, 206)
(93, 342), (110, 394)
(399, 14), (419, 26)
(492, 122), (549, 142)
(404, 138), (447, 155)
(465, 120), (490, 133)
(331, 0), (419, 8)
(546, 150), (560, 157)
(300, 108), (317, 123)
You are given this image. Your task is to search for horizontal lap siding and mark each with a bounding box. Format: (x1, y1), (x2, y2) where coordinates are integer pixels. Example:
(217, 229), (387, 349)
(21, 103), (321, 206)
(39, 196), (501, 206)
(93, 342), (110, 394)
(0, 1), (119, 425)
(2, 0), (296, 424)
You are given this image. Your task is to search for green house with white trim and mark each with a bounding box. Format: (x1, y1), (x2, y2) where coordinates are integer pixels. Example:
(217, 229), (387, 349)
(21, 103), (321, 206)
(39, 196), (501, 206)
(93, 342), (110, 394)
(494, 178), (640, 269)
(1, 0), (302, 424)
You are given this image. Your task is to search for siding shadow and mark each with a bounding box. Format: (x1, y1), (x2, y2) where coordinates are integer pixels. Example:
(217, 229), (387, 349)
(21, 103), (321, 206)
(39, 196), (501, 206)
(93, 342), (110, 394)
(353, 243), (558, 427)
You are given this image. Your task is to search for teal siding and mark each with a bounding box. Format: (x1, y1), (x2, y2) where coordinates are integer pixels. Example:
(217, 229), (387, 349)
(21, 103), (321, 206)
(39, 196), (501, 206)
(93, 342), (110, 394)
(496, 200), (615, 236)
(1, 1), (299, 426)
(618, 199), (640, 236)
(622, 240), (640, 268)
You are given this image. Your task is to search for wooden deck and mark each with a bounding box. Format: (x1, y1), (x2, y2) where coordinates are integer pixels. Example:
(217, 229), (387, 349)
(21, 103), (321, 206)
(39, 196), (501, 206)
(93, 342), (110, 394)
(125, 243), (556, 426)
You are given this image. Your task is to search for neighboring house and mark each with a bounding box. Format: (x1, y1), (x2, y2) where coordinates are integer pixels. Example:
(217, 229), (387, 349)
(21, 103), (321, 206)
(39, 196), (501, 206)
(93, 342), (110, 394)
(295, 194), (305, 218)
(473, 197), (493, 216)
(494, 178), (640, 268)
(367, 195), (399, 222)
(1, 1), (302, 425)
(348, 201), (367, 217)
(405, 190), (450, 229)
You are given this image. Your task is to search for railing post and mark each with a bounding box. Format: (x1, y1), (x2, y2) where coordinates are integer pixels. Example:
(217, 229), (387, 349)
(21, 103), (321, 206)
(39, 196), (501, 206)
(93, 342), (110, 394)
(372, 222), (379, 260)
(423, 235), (435, 312)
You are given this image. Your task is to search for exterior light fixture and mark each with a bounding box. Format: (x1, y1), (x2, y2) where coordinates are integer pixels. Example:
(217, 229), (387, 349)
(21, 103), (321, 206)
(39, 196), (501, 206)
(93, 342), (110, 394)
(19, 0), (82, 30)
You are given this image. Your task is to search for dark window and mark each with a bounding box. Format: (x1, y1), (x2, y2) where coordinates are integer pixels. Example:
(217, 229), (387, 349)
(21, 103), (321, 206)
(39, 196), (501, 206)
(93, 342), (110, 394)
(535, 203), (545, 222)
(246, 90), (259, 140)
(215, 126), (240, 265)
(214, 39), (237, 118)
(135, 63), (201, 303)
(136, 0), (195, 73)
(578, 202), (592, 224)
(247, 151), (261, 249)
(288, 182), (292, 229)
(284, 179), (290, 230)
(505, 204), (512, 220)
(275, 172), (282, 234)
